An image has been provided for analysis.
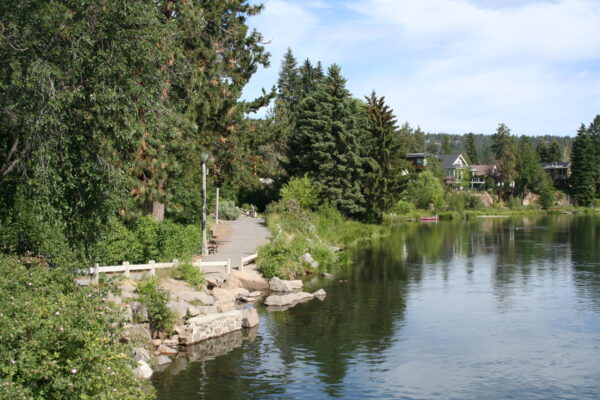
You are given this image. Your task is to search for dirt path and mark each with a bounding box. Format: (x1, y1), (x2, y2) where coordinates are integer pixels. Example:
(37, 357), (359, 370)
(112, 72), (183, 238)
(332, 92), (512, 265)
(198, 215), (270, 273)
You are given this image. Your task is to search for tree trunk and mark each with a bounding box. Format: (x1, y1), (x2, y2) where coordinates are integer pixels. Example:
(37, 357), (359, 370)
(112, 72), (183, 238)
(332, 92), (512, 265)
(144, 200), (165, 222)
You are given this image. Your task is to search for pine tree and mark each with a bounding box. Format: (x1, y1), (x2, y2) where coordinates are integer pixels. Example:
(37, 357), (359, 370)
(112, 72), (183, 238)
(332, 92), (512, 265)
(536, 141), (550, 162)
(362, 91), (410, 221)
(548, 139), (562, 162)
(587, 115), (600, 193)
(516, 137), (544, 197)
(442, 135), (451, 154)
(287, 65), (366, 216)
(277, 48), (300, 111)
(465, 133), (479, 164)
(570, 124), (596, 206)
(491, 123), (518, 200)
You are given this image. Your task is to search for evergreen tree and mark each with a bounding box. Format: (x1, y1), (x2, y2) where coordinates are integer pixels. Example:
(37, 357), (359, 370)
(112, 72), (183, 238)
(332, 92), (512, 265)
(570, 124), (596, 206)
(536, 141), (550, 162)
(362, 91), (410, 221)
(516, 137), (544, 197)
(277, 48), (300, 111)
(298, 58), (324, 101)
(548, 139), (562, 162)
(491, 123), (518, 199)
(465, 133), (479, 164)
(442, 135), (451, 154)
(287, 65), (366, 216)
(587, 114), (600, 193)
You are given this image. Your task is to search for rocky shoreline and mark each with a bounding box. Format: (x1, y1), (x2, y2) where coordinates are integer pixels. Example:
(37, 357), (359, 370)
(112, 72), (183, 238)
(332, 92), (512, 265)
(106, 270), (326, 379)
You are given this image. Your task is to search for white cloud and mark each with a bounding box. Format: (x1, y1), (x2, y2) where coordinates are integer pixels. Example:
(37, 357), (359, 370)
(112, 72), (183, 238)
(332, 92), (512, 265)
(244, 0), (600, 134)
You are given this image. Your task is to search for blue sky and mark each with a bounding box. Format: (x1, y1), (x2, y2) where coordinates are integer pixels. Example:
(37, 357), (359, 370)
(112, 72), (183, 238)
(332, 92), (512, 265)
(242, 0), (600, 136)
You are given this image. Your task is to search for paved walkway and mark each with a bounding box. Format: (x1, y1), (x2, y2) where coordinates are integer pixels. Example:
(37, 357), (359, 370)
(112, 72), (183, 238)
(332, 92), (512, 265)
(198, 215), (271, 273)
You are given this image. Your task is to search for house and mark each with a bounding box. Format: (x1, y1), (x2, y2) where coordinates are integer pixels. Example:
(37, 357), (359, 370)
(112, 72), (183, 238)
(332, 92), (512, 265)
(406, 152), (431, 170)
(438, 154), (469, 189)
(541, 162), (570, 185)
(469, 164), (499, 190)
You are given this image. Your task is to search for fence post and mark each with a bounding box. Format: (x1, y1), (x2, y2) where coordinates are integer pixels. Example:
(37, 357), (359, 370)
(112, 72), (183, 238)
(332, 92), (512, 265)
(239, 257), (244, 272)
(149, 260), (156, 277)
(227, 258), (231, 274)
(92, 263), (100, 285)
(172, 259), (179, 268)
(123, 261), (130, 278)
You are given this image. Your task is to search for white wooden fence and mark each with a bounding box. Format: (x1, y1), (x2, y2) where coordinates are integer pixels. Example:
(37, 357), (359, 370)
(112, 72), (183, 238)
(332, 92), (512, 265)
(80, 253), (258, 285)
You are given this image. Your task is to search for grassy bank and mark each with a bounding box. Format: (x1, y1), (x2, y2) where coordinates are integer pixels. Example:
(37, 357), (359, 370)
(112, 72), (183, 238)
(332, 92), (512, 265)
(256, 201), (384, 279)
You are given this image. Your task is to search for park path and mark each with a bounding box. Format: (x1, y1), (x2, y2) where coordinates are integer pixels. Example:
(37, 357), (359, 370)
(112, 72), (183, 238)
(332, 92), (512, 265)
(197, 215), (270, 273)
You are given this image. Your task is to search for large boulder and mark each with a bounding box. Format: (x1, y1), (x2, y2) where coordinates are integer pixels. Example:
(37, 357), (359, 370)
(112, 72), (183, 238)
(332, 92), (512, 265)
(241, 307), (259, 328)
(264, 292), (314, 307)
(132, 347), (151, 364)
(301, 253), (319, 269)
(212, 287), (236, 302)
(181, 311), (244, 345)
(188, 305), (218, 317)
(167, 300), (189, 319)
(158, 344), (178, 355)
(269, 277), (303, 292)
(214, 301), (236, 313)
(122, 323), (152, 344)
(233, 270), (269, 291)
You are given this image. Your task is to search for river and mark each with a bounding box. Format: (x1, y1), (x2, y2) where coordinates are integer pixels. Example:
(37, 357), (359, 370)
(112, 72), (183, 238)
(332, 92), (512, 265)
(153, 215), (600, 399)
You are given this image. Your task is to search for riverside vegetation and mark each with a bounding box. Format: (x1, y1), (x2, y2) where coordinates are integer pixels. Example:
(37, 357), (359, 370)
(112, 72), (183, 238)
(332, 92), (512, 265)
(2, 0), (600, 397)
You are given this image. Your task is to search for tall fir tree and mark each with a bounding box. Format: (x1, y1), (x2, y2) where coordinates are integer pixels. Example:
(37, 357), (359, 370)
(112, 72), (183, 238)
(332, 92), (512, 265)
(536, 141), (550, 162)
(277, 48), (300, 112)
(491, 123), (518, 200)
(570, 124), (596, 206)
(465, 133), (479, 164)
(287, 65), (366, 216)
(362, 91), (410, 221)
(442, 134), (451, 154)
(587, 114), (600, 193)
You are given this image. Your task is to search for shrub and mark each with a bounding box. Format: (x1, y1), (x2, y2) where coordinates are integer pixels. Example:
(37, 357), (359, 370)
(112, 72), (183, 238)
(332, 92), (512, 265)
(219, 201), (240, 220)
(157, 220), (201, 261)
(280, 175), (320, 210)
(404, 171), (446, 210)
(0, 255), (153, 400)
(136, 278), (174, 337)
(92, 217), (143, 265)
(307, 243), (336, 271)
(133, 216), (160, 262)
(390, 200), (415, 215)
(258, 238), (303, 279)
(173, 262), (205, 290)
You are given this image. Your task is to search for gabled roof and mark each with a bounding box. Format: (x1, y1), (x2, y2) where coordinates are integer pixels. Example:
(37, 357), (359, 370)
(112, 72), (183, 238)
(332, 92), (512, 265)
(437, 154), (468, 169)
(470, 164), (498, 177)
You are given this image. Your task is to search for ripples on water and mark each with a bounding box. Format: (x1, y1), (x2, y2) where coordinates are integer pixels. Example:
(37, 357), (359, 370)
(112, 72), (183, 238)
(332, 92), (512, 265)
(153, 216), (600, 399)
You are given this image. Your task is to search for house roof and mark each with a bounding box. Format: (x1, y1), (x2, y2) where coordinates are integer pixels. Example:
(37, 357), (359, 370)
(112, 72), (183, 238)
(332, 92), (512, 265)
(437, 154), (467, 169)
(406, 152), (431, 158)
(541, 162), (570, 170)
(470, 164), (498, 176)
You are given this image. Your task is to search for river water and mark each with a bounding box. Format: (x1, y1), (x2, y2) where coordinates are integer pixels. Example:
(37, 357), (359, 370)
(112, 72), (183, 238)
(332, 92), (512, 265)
(153, 216), (600, 399)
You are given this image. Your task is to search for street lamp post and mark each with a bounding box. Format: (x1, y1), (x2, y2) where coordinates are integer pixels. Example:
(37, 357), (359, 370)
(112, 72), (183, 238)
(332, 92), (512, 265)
(201, 152), (209, 255)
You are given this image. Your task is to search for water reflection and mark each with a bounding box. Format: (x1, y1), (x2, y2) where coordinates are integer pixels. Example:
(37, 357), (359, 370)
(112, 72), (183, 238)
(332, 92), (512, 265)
(154, 216), (600, 400)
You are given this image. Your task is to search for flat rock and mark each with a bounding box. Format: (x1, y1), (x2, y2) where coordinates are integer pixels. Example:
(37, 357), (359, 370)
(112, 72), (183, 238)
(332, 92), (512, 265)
(322, 272), (333, 278)
(264, 292), (314, 307)
(233, 270), (269, 291)
(157, 355), (172, 365)
(269, 277), (303, 292)
(158, 344), (178, 355)
(214, 301), (236, 313)
(182, 310), (244, 345)
(312, 289), (326, 297)
(133, 360), (153, 379)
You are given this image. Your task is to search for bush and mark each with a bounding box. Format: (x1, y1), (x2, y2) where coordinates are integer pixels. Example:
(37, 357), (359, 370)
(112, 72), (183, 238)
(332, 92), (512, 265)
(390, 200), (415, 215)
(173, 262), (205, 290)
(136, 278), (174, 336)
(157, 220), (201, 261)
(257, 238), (303, 279)
(219, 201), (240, 220)
(446, 192), (483, 212)
(404, 171), (446, 210)
(92, 217), (143, 265)
(0, 255), (153, 400)
(133, 216), (159, 262)
(280, 175), (320, 210)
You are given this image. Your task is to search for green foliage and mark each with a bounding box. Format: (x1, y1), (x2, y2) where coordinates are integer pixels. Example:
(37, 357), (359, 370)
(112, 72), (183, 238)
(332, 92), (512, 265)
(258, 238), (302, 279)
(491, 123), (518, 199)
(0, 255), (153, 399)
(92, 217), (143, 265)
(280, 175), (321, 210)
(571, 123), (597, 206)
(133, 217), (160, 262)
(220, 201), (241, 221)
(173, 262), (205, 290)
(135, 278), (174, 336)
(157, 221), (201, 261)
(516, 137), (545, 197)
(390, 200), (416, 215)
(404, 171), (446, 210)
(286, 64), (366, 217)
(465, 133), (479, 164)
(446, 192), (483, 212)
(362, 91), (410, 221)
(537, 176), (556, 210)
